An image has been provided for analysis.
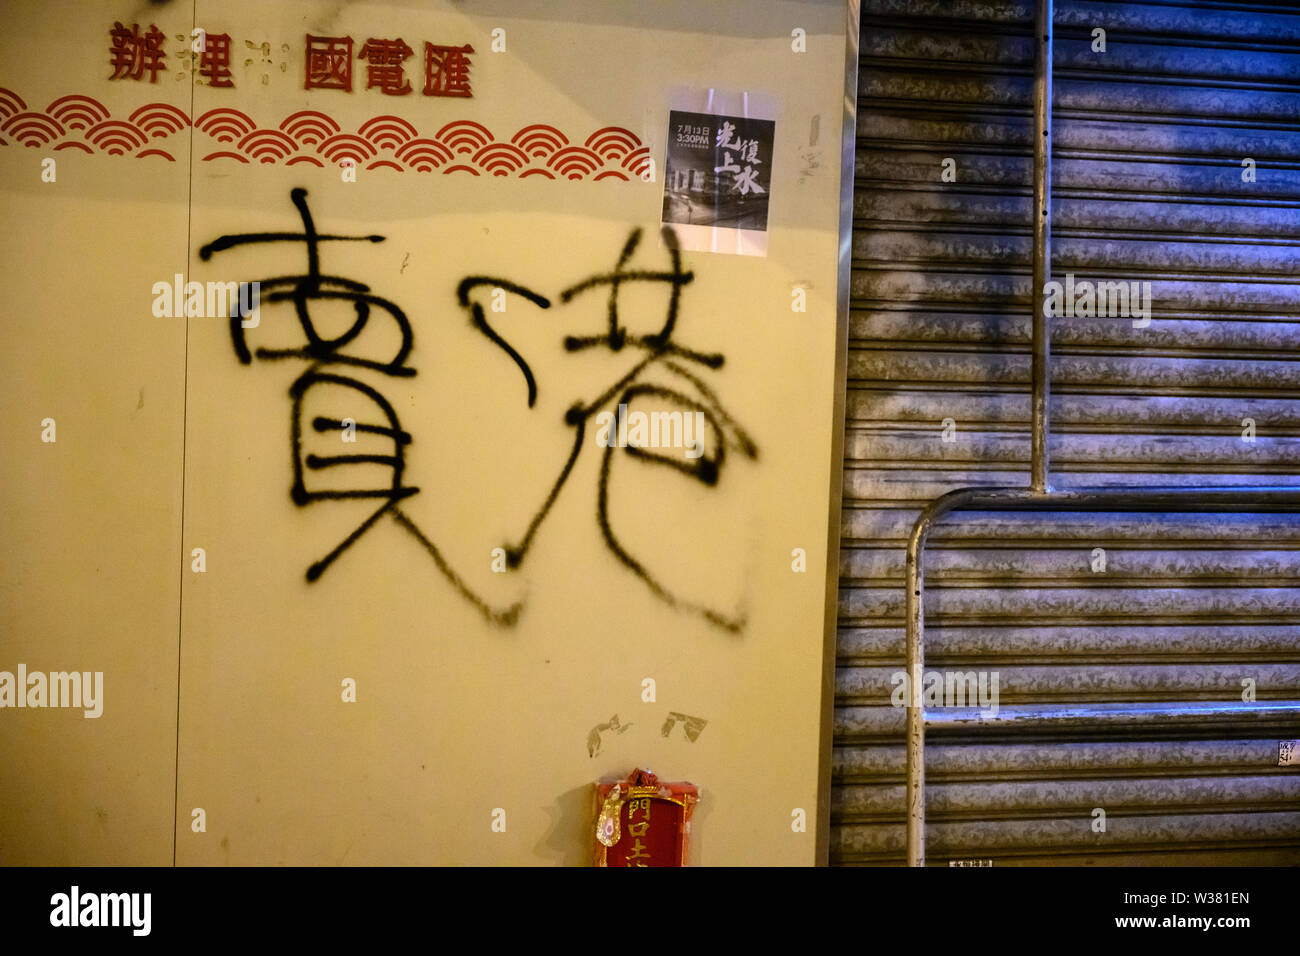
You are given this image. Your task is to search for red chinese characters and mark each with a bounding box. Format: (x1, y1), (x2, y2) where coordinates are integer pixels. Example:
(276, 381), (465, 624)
(104, 24), (473, 96)
(304, 34), (474, 96)
(594, 768), (699, 867)
(108, 22), (166, 83)
(199, 33), (235, 88)
(359, 38), (415, 95)
(305, 34), (354, 91)
(423, 43), (474, 97)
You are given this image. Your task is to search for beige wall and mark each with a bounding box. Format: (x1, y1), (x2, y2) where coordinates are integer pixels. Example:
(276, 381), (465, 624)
(0, 0), (849, 865)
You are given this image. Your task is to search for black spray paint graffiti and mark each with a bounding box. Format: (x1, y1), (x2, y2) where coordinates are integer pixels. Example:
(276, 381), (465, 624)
(199, 188), (757, 630)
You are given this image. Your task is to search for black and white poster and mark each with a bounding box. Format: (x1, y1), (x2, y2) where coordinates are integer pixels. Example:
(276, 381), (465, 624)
(661, 108), (775, 256)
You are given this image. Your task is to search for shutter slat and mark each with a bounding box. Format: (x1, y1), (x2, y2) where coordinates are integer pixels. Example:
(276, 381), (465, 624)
(835, 1), (1300, 865)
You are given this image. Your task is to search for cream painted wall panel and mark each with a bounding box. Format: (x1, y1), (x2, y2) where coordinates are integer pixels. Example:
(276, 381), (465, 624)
(0, 0), (190, 863)
(1, 0), (848, 865)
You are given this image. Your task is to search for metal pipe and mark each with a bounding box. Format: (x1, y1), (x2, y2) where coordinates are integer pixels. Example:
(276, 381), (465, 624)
(1031, 0), (1053, 494)
(897, 0), (1300, 867)
(909, 0), (1055, 866)
(904, 485), (1300, 866)
(903, 507), (931, 865)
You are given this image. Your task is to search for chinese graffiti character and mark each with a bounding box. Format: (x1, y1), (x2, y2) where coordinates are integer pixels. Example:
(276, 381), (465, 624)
(423, 42), (474, 97)
(472, 225), (757, 631)
(109, 22), (167, 82)
(199, 32), (235, 88)
(198, 188), (420, 577)
(305, 34), (354, 91)
(199, 189), (524, 626)
(358, 38), (414, 95)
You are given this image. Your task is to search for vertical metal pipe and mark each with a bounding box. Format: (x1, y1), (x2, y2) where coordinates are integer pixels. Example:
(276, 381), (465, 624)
(906, 487), (986, 867)
(905, 0), (1053, 869)
(904, 523), (928, 866)
(1030, 0), (1053, 493)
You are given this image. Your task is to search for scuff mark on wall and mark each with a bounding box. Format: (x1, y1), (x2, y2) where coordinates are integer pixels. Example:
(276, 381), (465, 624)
(586, 713), (631, 757)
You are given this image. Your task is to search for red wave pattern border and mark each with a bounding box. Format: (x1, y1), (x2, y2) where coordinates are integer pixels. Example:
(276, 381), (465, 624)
(0, 88), (647, 182)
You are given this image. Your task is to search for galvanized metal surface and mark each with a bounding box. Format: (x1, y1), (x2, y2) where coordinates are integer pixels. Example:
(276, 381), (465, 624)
(1031, 0), (1053, 494)
(838, 703), (1300, 738)
(838, 0), (1300, 865)
(902, 504), (1300, 870)
(837, 811), (1300, 861)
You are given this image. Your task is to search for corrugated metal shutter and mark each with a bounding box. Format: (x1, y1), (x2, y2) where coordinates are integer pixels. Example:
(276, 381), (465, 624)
(834, 0), (1300, 865)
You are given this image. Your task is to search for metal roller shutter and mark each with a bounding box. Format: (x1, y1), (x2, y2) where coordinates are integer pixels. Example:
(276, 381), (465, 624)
(834, 0), (1300, 865)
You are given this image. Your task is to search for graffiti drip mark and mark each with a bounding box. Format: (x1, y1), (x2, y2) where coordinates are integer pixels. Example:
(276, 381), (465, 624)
(389, 509), (522, 627)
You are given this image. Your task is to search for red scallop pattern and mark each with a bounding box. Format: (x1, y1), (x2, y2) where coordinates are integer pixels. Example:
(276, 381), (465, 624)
(0, 88), (647, 181)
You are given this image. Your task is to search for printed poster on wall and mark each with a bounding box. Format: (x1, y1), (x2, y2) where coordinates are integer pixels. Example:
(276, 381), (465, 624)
(662, 108), (776, 257)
